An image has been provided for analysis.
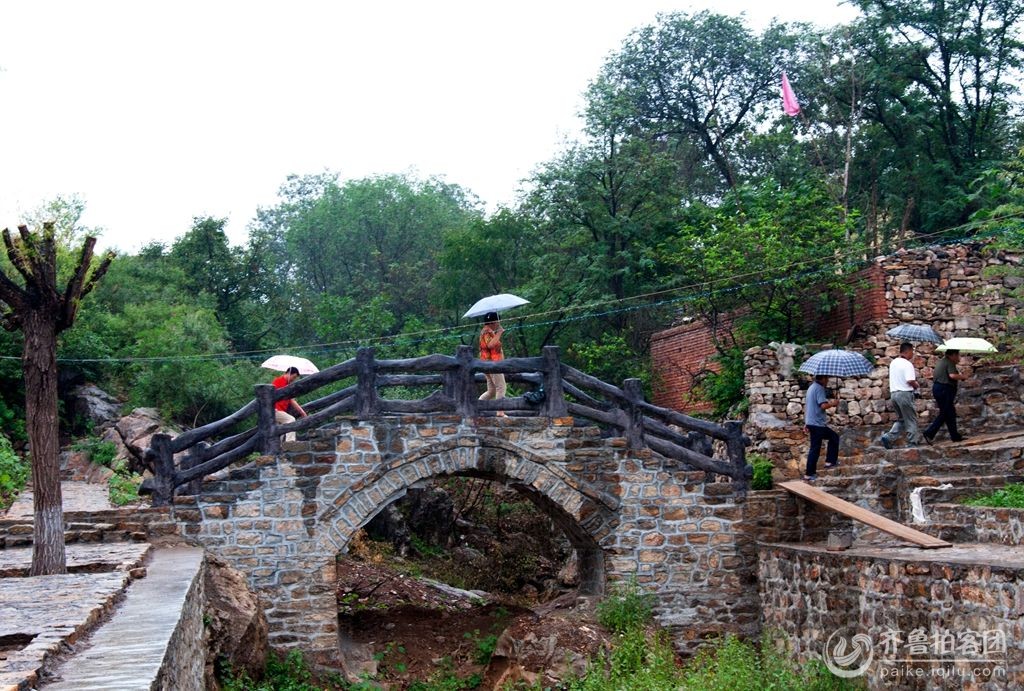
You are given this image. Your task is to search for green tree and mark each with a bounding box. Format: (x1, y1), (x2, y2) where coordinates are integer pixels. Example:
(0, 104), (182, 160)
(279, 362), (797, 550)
(282, 173), (481, 335)
(656, 179), (859, 345)
(168, 216), (285, 351)
(849, 0), (1024, 233)
(595, 12), (802, 191)
(0, 223), (113, 575)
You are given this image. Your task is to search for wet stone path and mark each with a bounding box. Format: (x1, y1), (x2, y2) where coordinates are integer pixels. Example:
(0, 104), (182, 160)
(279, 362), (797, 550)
(4, 481), (120, 520)
(0, 543), (151, 691)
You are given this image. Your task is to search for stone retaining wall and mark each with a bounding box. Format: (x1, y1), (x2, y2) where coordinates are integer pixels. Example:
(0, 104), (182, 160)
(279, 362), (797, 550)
(929, 504), (1024, 546)
(759, 543), (1024, 690)
(155, 552), (207, 691)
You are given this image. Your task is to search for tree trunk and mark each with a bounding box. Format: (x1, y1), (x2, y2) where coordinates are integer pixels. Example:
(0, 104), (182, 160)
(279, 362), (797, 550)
(24, 309), (66, 575)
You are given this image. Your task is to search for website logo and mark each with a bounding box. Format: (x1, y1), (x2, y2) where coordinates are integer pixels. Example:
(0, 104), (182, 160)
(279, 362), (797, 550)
(823, 629), (874, 678)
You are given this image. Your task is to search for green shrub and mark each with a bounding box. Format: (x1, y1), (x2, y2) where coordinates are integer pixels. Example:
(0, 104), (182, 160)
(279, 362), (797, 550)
(463, 629), (498, 664)
(963, 483), (1024, 508)
(748, 454), (774, 491)
(72, 437), (118, 467)
(108, 460), (143, 506)
(596, 578), (656, 634)
(694, 347), (748, 418)
(0, 436), (29, 510)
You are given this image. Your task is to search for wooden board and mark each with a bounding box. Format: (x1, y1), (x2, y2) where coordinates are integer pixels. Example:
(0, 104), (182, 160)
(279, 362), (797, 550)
(958, 430), (1024, 447)
(779, 481), (952, 549)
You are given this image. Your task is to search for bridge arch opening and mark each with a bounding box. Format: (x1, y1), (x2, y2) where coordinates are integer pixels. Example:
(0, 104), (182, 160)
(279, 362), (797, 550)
(315, 436), (617, 597)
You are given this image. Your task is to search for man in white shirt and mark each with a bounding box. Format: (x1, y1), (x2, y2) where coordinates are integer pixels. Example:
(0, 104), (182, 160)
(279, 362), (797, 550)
(881, 342), (921, 448)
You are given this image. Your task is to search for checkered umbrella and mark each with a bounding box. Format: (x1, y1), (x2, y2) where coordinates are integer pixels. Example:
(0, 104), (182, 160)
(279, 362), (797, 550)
(798, 349), (874, 377)
(886, 324), (944, 343)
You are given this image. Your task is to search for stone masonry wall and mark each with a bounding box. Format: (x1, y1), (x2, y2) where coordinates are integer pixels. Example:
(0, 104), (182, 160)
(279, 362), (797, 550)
(169, 415), (760, 658)
(759, 544), (1024, 690)
(154, 553), (207, 691)
(929, 504), (1024, 547)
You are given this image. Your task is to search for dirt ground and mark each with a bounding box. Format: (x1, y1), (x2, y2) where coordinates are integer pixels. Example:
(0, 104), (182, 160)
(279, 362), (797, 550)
(333, 557), (612, 690)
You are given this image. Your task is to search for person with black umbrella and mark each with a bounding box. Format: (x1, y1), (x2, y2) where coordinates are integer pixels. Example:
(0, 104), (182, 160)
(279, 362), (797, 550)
(804, 374), (839, 481)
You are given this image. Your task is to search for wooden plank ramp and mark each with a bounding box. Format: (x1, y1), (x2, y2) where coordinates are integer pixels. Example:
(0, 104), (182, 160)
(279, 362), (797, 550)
(778, 480), (952, 549)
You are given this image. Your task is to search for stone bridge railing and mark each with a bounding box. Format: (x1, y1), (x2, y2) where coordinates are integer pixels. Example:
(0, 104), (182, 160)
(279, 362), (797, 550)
(143, 345), (750, 504)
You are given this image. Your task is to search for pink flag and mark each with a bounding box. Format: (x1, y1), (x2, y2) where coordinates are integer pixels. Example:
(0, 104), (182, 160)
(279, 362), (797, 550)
(781, 71), (801, 117)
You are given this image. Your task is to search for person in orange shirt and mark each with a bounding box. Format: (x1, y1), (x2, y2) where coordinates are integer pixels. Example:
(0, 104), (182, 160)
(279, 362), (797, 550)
(478, 312), (507, 416)
(272, 366), (308, 442)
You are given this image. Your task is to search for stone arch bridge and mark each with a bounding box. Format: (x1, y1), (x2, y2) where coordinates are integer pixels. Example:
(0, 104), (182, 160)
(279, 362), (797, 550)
(153, 347), (756, 655)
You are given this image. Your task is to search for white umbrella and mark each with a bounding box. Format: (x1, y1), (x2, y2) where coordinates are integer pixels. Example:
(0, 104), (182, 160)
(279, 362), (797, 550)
(935, 337), (997, 354)
(260, 355), (319, 374)
(463, 293), (530, 319)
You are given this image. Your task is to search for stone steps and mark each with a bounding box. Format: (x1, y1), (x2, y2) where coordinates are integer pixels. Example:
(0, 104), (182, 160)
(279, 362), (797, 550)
(905, 474), (1021, 502)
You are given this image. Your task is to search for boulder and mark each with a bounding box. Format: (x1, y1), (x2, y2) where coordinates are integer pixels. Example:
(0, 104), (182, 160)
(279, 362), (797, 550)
(108, 408), (181, 473)
(484, 600), (609, 689)
(67, 384), (123, 432)
(203, 555), (268, 689)
(60, 449), (114, 484)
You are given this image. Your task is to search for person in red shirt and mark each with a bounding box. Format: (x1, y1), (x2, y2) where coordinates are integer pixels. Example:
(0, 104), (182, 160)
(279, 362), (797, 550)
(272, 366), (308, 442)
(478, 312), (507, 416)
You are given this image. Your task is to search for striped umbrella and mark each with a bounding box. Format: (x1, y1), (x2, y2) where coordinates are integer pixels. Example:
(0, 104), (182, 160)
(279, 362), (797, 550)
(886, 324), (943, 343)
(798, 349), (874, 377)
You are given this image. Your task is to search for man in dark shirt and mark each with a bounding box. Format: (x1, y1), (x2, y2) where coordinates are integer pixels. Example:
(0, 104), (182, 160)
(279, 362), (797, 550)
(924, 350), (968, 443)
(804, 374), (839, 480)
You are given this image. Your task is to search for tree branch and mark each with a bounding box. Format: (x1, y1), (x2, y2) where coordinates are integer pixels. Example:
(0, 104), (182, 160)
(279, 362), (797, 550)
(59, 249), (114, 332)
(2, 227), (35, 285)
(0, 268), (27, 312)
(58, 236), (97, 327)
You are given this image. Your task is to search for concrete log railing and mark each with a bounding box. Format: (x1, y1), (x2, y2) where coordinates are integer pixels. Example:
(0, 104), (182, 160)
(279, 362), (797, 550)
(143, 345), (750, 505)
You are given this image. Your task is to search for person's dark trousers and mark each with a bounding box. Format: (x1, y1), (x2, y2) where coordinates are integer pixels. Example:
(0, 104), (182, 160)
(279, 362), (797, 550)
(925, 383), (959, 440)
(806, 425), (839, 476)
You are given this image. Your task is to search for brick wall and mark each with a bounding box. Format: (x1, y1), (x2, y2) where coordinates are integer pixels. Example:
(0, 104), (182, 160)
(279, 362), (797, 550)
(650, 312), (743, 411)
(805, 263), (888, 343)
(651, 265), (888, 412)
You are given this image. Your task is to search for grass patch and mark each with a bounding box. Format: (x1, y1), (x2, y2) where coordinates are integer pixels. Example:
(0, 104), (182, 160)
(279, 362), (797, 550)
(221, 650), (350, 691)
(962, 483), (1024, 508)
(596, 577), (656, 634)
(566, 576), (863, 691)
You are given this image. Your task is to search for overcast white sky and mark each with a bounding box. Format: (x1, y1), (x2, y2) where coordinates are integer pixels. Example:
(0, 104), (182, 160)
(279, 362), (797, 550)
(0, 1), (857, 252)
